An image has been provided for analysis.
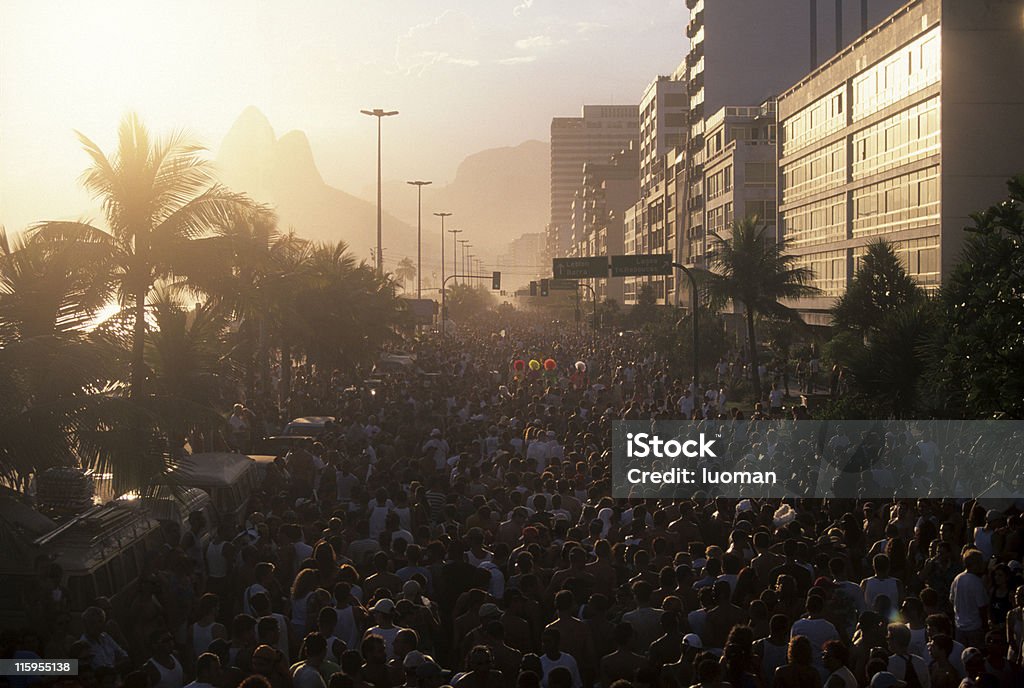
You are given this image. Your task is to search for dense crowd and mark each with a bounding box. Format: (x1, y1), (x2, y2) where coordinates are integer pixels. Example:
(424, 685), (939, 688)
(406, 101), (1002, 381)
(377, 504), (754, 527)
(6, 313), (1024, 688)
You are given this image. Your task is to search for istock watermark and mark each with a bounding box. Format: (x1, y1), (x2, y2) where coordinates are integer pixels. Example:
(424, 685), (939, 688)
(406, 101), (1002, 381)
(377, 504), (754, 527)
(612, 420), (1024, 500)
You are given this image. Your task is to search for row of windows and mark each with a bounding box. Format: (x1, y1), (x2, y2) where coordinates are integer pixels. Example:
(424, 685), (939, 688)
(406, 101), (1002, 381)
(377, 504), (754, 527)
(853, 235), (940, 286)
(852, 97), (940, 179)
(707, 202), (733, 234)
(707, 165), (733, 200)
(782, 86), (846, 157)
(852, 28), (940, 121)
(852, 167), (940, 237)
(782, 196), (847, 248)
(745, 200), (777, 223)
(744, 161), (775, 186)
(782, 140), (846, 204)
(794, 250), (847, 298)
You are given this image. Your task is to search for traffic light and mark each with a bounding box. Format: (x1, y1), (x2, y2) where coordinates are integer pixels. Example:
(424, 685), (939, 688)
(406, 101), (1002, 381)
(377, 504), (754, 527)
(492, 271), (501, 290)
(530, 281), (538, 296)
(540, 279), (550, 297)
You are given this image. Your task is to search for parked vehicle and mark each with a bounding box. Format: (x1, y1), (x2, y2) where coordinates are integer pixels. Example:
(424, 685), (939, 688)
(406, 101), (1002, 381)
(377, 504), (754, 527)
(157, 452), (260, 527)
(283, 416), (335, 436)
(0, 495), (164, 629)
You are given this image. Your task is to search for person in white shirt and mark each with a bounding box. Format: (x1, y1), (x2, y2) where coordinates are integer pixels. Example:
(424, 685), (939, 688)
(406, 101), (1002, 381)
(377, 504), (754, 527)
(885, 623), (931, 688)
(80, 606), (128, 669)
(950, 549), (989, 648)
(823, 641), (858, 688)
(539, 628), (582, 688)
(791, 594), (840, 681)
(290, 632), (328, 688)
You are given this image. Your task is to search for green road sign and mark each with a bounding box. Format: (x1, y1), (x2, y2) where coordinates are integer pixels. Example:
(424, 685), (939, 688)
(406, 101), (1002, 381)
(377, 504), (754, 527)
(552, 256), (609, 279)
(610, 253), (673, 276)
(549, 279), (578, 290)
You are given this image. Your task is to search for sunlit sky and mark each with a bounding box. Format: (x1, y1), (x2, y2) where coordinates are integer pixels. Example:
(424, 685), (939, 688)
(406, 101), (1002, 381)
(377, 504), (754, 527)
(1, 1), (687, 233)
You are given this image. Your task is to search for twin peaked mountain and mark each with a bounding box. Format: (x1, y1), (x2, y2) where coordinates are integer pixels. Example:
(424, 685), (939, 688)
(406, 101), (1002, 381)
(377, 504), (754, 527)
(214, 106), (548, 268)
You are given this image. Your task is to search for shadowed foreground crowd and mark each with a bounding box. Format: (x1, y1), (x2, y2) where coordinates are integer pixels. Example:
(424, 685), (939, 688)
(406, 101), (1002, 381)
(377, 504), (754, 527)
(6, 314), (1024, 688)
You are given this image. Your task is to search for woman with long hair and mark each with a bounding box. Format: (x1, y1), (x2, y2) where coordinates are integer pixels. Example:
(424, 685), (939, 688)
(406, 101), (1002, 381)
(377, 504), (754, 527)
(774, 635), (822, 688)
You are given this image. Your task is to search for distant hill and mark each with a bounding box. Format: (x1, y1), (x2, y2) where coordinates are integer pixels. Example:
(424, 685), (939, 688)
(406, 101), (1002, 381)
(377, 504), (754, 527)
(374, 140), (550, 259)
(216, 107), (549, 276)
(215, 106), (419, 265)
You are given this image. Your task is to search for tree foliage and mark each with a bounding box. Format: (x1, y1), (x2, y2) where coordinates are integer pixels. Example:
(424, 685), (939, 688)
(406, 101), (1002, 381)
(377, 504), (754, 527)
(832, 239), (924, 334)
(704, 216), (820, 398)
(927, 175), (1024, 417)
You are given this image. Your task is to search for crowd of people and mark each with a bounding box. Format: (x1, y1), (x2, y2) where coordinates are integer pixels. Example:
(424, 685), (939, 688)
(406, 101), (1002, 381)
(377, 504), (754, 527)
(6, 312), (1024, 688)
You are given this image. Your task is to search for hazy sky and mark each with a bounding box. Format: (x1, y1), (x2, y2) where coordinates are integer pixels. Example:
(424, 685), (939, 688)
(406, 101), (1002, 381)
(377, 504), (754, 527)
(1, 1), (687, 233)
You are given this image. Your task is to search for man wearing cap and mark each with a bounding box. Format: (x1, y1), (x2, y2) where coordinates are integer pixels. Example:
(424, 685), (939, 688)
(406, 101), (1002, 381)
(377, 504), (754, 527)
(457, 602), (503, 664)
(959, 646), (998, 688)
(422, 429), (449, 471)
(363, 598), (401, 659)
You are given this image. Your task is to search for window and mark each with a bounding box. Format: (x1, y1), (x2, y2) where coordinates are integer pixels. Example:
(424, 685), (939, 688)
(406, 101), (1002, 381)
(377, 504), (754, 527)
(724, 165), (732, 191)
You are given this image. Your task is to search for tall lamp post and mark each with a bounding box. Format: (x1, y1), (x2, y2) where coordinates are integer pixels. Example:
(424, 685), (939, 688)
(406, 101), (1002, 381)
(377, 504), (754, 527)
(460, 241), (472, 277)
(407, 180), (432, 299)
(434, 212), (452, 297)
(448, 228), (463, 285)
(361, 108), (399, 276)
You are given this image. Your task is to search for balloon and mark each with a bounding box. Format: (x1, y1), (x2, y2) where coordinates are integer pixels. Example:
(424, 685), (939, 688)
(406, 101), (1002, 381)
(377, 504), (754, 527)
(575, 361), (586, 373)
(528, 359), (541, 371)
(513, 359), (526, 371)
(543, 358), (557, 371)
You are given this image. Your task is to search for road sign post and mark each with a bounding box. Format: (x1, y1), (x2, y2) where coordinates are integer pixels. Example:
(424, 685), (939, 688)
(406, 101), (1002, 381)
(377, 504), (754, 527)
(552, 257), (609, 280)
(609, 253), (673, 277)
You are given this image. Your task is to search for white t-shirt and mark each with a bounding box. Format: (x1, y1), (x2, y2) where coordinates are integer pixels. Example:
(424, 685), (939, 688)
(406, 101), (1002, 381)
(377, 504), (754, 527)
(791, 617), (839, 675)
(539, 652), (582, 688)
(950, 571), (988, 632)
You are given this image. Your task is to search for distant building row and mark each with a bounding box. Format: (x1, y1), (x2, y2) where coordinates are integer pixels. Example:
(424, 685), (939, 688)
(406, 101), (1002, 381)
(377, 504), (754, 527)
(547, 0), (1024, 321)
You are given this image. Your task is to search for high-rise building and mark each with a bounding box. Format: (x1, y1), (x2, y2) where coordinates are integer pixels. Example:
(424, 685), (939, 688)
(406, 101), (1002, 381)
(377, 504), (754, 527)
(499, 232), (547, 285)
(548, 105), (639, 259)
(567, 144), (640, 304)
(681, 0), (908, 287)
(622, 64), (689, 306)
(777, 0), (1024, 324)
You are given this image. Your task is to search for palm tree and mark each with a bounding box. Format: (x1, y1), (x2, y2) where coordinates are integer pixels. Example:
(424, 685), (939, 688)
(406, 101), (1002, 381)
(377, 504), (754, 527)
(705, 216), (820, 399)
(0, 227), (171, 494)
(30, 113), (246, 399)
(394, 257), (416, 292)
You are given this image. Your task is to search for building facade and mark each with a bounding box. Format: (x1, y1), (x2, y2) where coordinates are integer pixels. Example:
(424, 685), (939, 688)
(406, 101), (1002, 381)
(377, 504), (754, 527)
(548, 105), (639, 259)
(777, 0), (1024, 324)
(567, 145), (640, 304)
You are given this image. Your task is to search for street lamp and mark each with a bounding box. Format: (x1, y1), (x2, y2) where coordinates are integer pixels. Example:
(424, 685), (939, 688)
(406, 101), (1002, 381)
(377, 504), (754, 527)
(448, 228), (463, 285)
(361, 108), (399, 276)
(407, 180), (432, 299)
(434, 212), (452, 297)
(460, 241), (472, 277)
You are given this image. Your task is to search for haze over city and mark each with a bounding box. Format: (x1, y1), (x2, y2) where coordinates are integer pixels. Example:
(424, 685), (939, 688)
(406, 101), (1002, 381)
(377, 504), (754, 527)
(1, 0), (686, 249)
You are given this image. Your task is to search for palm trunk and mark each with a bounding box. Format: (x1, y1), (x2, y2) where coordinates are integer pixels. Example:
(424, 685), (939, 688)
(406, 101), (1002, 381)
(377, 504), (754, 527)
(131, 283), (147, 399)
(280, 341), (292, 410)
(746, 305), (761, 403)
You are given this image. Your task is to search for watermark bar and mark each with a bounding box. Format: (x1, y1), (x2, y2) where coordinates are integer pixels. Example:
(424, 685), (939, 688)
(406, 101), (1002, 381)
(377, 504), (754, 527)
(0, 660), (78, 676)
(612, 420), (1024, 500)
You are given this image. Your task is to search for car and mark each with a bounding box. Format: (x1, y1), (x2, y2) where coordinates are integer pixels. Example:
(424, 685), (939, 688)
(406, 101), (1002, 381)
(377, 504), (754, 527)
(283, 416), (336, 436)
(254, 434), (316, 456)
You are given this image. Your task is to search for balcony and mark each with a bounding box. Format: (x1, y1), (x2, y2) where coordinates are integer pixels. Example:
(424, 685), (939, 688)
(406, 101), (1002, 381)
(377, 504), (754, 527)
(686, 0), (699, 9)
(688, 71), (704, 92)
